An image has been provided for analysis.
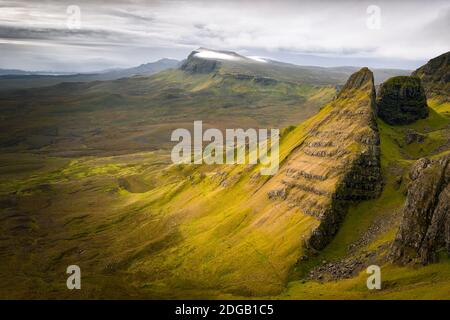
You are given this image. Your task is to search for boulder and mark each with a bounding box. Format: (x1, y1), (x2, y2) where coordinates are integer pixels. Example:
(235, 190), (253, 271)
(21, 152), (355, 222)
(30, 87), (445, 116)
(404, 129), (426, 145)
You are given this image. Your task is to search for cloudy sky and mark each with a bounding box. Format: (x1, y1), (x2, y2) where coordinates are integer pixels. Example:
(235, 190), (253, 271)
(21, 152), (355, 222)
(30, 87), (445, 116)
(0, 0), (449, 72)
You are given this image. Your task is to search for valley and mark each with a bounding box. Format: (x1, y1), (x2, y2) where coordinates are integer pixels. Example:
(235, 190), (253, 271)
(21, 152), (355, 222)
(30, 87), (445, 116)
(0, 49), (449, 300)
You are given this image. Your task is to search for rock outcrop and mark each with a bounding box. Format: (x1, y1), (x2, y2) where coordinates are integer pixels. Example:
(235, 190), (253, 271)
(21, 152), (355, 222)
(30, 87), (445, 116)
(404, 129), (425, 145)
(180, 49), (220, 74)
(376, 76), (429, 125)
(268, 68), (383, 251)
(392, 155), (450, 264)
(412, 51), (450, 102)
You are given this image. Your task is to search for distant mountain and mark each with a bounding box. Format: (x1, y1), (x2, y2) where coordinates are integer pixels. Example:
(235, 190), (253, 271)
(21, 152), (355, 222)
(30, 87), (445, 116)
(180, 48), (352, 85)
(0, 69), (74, 76)
(180, 48), (411, 85)
(0, 69), (38, 76)
(97, 58), (180, 79)
(0, 49), (344, 155)
(0, 48), (411, 91)
(0, 59), (180, 91)
(0, 48), (419, 155)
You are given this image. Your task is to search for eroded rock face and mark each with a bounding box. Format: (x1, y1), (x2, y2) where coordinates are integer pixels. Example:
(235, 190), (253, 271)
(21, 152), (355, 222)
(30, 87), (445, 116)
(180, 50), (219, 74)
(412, 51), (450, 102)
(338, 67), (374, 95)
(392, 155), (450, 265)
(267, 68), (383, 251)
(376, 76), (429, 125)
(409, 157), (431, 180)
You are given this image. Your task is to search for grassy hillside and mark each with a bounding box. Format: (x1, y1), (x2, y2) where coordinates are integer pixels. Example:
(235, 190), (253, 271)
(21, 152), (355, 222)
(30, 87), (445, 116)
(0, 53), (448, 299)
(3, 68), (447, 299)
(283, 98), (450, 299)
(0, 73), (354, 298)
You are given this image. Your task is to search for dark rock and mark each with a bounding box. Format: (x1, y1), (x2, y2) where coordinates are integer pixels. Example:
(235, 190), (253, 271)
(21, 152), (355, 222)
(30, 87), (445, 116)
(376, 76), (429, 125)
(254, 77), (278, 85)
(307, 256), (366, 281)
(267, 188), (287, 200)
(180, 50), (219, 74)
(405, 129), (426, 145)
(392, 155), (450, 264)
(234, 74), (254, 81)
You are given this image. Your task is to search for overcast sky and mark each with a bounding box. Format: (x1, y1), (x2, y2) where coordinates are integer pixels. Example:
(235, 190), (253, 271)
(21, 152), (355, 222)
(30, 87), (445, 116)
(0, 0), (449, 72)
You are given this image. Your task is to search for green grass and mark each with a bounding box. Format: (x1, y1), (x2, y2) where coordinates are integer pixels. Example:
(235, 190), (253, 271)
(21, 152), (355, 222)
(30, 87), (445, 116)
(284, 98), (450, 299)
(0, 88), (448, 299)
(282, 256), (450, 300)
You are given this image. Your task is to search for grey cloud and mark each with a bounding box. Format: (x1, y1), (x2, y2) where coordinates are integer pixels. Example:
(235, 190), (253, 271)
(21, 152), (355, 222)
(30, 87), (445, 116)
(420, 7), (450, 42)
(104, 8), (155, 23)
(0, 0), (448, 71)
(0, 26), (115, 41)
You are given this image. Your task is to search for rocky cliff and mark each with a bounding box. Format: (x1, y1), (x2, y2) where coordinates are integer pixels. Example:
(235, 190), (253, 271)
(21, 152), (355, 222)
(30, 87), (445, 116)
(180, 49), (220, 74)
(412, 51), (450, 102)
(268, 68), (383, 251)
(376, 76), (429, 125)
(392, 155), (449, 264)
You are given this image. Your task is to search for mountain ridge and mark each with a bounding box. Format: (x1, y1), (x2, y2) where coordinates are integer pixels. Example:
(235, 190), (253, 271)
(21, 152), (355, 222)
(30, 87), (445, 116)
(412, 51), (450, 103)
(0, 58), (180, 91)
(0, 51), (448, 299)
(0, 48), (412, 92)
(267, 67), (382, 251)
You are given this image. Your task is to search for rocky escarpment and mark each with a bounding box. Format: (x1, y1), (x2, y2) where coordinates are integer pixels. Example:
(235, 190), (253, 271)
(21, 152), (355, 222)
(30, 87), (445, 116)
(376, 76), (429, 125)
(268, 68), (383, 251)
(412, 51), (450, 102)
(180, 49), (220, 74)
(392, 155), (449, 265)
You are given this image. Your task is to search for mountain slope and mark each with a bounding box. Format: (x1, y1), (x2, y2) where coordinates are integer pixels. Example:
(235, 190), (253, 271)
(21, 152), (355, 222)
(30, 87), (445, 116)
(0, 67), (386, 298)
(0, 51), (448, 299)
(282, 101), (450, 298)
(412, 51), (450, 103)
(0, 48), (411, 92)
(180, 48), (349, 85)
(180, 48), (410, 85)
(0, 51), (339, 156)
(266, 68), (382, 251)
(283, 52), (450, 299)
(96, 58), (180, 79)
(0, 48), (412, 157)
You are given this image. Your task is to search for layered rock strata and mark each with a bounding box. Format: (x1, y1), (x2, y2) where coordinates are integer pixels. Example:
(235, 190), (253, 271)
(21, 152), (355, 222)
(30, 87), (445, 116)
(268, 68), (383, 251)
